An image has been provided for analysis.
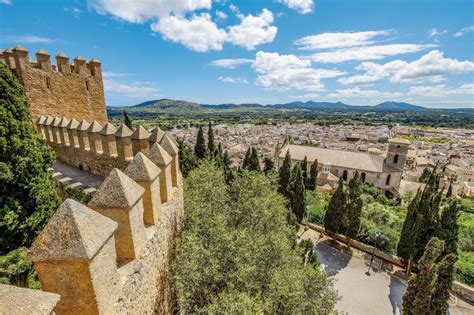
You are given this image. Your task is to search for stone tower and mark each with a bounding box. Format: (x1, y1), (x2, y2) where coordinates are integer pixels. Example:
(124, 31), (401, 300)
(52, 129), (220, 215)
(385, 138), (410, 170)
(0, 45), (107, 124)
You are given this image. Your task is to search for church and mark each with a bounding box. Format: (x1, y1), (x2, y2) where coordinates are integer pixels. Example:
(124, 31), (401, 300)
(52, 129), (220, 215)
(276, 138), (410, 197)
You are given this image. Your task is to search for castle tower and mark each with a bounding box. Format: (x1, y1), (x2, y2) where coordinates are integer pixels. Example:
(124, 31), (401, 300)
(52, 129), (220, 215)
(386, 138), (410, 170)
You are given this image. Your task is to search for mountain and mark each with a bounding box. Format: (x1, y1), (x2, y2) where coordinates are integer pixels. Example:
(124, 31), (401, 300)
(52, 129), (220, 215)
(130, 99), (201, 111)
(373, 101), (426, 111)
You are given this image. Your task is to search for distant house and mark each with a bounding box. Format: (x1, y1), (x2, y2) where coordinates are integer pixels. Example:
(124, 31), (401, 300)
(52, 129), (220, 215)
(276, 138), (410, 197)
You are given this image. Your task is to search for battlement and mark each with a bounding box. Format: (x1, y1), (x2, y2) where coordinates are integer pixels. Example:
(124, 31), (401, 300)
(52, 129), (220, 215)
(1, 118), (185, 314)
(0, 45), (107, 124)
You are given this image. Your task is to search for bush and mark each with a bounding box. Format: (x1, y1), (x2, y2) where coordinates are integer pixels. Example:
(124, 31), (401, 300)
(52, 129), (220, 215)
(305, 190), (330, 224)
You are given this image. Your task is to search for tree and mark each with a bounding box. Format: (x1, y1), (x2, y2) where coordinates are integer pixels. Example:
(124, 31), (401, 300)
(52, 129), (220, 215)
(345, 171), (363, 242)
(289, 164), (305, 222)
(436, 200), (459, 257)
(324, 180), (347, 237)
(419, 168), (431, 183)
(173, 161), (338, 313)
(248, 147), (261, 172)
(301, 156), (308, 187)
(308, 159), (318, 191)
(177, 137), (197, 177)
(207, 121), (215, 155)
(263, 157), (275, 175)
(278, 151), (292, 198)
(446, 184), (453, 198)
(430, 253), (458, 315)
(123, 110), (133, 129)
(403, 238), (444, 315)
(242, 148), (251, 170)
(194, 126), (206, 160)
(0, 62), (61, 255)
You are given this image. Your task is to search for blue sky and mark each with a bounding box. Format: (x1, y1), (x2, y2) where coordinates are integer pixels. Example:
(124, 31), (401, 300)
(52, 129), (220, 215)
(1, 0), (473, 108)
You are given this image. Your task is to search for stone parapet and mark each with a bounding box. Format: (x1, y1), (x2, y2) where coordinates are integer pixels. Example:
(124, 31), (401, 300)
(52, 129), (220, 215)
(0, 284), (60, 315)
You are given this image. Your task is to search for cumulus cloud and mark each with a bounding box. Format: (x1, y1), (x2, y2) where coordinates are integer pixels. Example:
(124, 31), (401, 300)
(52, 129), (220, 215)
(218, 76), (248, 84)
(277, 0), (314, 14)
(90, 0), (212, 23)
(210, 58), (253, 68)
(252, 51), (345, 91)
(328, 87), (401, 99)
(338, 50), (474, 85)
(151, 13), (227, 52)
(215, 10), (227, 21)
(454, 25), (474, 37)
(309, 44), (435, 63)
(104, 79), (160, 100)
(294, 30), (389, 50)
(428, 28), (447, 38)
(227, 9), (277, 50)
(409, 84), (474, 97)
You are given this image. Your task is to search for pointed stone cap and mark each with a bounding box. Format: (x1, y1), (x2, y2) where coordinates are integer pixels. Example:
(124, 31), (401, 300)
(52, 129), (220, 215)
(149, 127), (165, 143)
(44, 116), (54, 125)
(59, 117), (70, 128)
(77, 119), (90, 131)
(88, 169), (145, 210)
(125, 152), (161, 182)
(89, 57), (101, 64)
(87, 121), (103, 133)
(115, 124), (133, 138)
(36, 115), (46, 125)
(160, 135), (179, 156)
(56, 52), (68, 59)
(101, 122), (117, 136)
(36, 48), (49, 56)
(389, 138), (411, 145)
(4, 48), (13, 54)
(27, 199), (118, 261)
(148, 143), (172, 167)
(13, 44), (28, 52)
(67, 118), (79, 130)
(74, 56), (86, 61)
(131, 126), (150, 140)
(52, 117), (62, 127)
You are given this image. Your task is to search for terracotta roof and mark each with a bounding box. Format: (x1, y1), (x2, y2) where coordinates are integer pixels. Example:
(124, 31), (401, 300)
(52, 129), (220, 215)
(280, 145), (386, 173)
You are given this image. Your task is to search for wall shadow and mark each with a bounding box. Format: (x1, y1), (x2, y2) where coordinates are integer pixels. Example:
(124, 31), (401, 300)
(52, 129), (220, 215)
(316, 240), (352, 277)
(388, 275), (407, 315)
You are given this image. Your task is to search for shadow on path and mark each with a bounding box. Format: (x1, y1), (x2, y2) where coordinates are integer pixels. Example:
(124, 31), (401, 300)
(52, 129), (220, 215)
(388, 275), (407, 315)
(316, 241), (351, 277)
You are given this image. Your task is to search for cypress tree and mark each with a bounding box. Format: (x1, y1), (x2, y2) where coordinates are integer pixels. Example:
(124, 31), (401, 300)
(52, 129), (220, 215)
(419, 168), (431, 183)
(123, 110), (133, 129)
(289, 164), (305, 222)
(249, 147), (260, 172)
(194, 126), (207, 160)
(242, 148), (251, 170)
(301, 156), (308, 187)
(430, 253), (458, 315)
(177, 137), (197, 177)
(403, 237), (444, 315)
(263, 157), (275, 175)
(436, 200), (459, 257)
(207, 121), (215, 155)
(446, 184), (452, 198)
(324, 180), (347, 236)
(278, 150), (292, 198)
(345, 171), (363, 240)
(0, 62), (61, 253)
(308, 159), (318, 191)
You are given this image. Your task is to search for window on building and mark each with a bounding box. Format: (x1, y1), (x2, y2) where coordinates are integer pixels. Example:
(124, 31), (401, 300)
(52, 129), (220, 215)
(386, 174), (391, 186)
(46, 77), (51, 89)
(361, 172), (366, 183)
(343, 170), (348, 181)
(393, 154), (399, 164)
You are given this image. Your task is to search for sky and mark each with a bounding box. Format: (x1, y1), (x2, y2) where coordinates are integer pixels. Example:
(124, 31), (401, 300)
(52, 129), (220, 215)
(1, 0), (473, 108)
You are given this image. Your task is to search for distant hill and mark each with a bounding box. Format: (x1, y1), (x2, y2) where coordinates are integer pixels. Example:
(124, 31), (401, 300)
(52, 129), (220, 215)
(372, 101), (426, 111)
(131, 99), (201, 111)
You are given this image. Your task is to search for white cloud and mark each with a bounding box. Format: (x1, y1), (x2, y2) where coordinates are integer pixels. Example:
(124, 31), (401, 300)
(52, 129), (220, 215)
(289, 93), (321, 99)
(1, 34), (56, 44)
(309, 44), (435, 63)
(409, 84), (474, 97)
(339, 50), (474, 85)
(277, 0), (314, 14)
(229, 4), (239, 13)
(210, 58), (253, 68)
(227, 9), (277, 50)
(294, 30), (389, 50)
(218, 76), (248, 84)
(102, 71), (131, 78)
(454, 25), (474, 37)
(151, 13), (227, 52)
(0, 0), (11, 4)
(215, 10), (227, 21)
(428, 28), (447, 38)
(327, 87), (401, 99)
(90, 0), (212, 23)
(104, 79), (160, 100)
(252, 51), (345, 91)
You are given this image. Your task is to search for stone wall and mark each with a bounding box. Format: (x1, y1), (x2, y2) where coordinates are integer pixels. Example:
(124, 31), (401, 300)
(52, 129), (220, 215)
(0, 45), (107, 124)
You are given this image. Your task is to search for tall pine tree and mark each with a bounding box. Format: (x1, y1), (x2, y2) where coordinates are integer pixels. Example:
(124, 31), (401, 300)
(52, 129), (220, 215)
(0, 62), (61, 253)
(207, 121), (215, 155)
(301, 156), (308, 188)
(123, 110), (133, 129)
(177, 137), (197, 177)
(430, 253), (458, 315)
(436, 200), (459, 257)
(263, 157), (275, 175)
(345, 171), (363, 241)
(308, 159), (318, 191)
(278, 150), (292, 198)
(242, 148), (251, 170)
(194, 126), (207, 160)
(249, 147), (260, 172)
(289, 164), (305, 222)
(324, 180), (347, 237)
